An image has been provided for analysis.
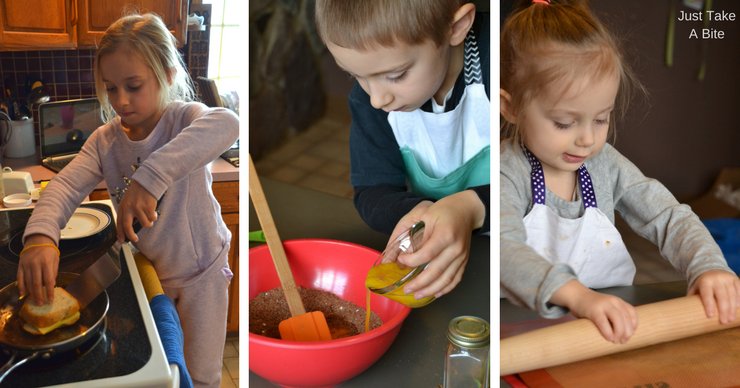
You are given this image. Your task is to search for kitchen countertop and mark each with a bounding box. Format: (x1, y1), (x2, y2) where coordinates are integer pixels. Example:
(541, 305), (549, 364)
(2, 151), (238, 188)
(500, 281), (688, 387)
(248, 178), (491, 387)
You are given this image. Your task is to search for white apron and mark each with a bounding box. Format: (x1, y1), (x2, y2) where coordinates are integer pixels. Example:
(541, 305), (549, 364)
(522, 148), (635, 288)
(387, 31), (489, 201)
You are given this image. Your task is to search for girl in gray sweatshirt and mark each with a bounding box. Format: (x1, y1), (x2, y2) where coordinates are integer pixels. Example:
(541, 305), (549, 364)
(19, 13), (238, 388)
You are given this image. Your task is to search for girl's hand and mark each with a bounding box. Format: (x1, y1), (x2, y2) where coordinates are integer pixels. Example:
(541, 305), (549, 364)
(117, 180), (158, 242)
(393, 190), (485, 300)
(551, 280), (638, 344)
(17, 234), (60, 305)
(688, 269), (740, 324)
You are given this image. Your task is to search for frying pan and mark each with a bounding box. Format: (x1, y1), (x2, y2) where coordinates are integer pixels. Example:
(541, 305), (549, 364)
(0, 272), (109, 383)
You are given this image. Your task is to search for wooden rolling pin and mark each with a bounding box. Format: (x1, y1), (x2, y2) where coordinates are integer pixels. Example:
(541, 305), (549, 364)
(501, 295), (740, 375)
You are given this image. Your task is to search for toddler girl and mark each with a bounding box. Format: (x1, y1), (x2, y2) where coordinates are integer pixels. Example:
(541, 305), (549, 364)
(500, 0), (739, 344)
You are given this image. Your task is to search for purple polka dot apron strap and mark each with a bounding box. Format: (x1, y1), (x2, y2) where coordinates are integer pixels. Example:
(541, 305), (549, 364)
(523, 147), (598, 208)
(522, 147), (546, 205)
(577, 164), (598, 208)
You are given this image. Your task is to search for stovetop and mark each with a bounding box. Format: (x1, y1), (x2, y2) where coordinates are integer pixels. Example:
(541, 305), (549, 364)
(0, 203), (156, 387)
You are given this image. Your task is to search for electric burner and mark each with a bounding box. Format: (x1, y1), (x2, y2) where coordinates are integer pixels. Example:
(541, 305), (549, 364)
(0, 202), (173, 387)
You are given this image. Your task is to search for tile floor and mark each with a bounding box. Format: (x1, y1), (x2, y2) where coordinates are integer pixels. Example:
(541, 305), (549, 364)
(253, 95), (354, 200)
(220, 334), (239, 388)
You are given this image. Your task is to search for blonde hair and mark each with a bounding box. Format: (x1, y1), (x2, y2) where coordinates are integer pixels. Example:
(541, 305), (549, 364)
(500, 0), (645, 143)
(315, 0), (468, 50)
(94, 13), (195, 122)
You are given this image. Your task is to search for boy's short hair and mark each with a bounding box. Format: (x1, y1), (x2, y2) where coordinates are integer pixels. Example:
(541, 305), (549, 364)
(315, 0), (468, 50)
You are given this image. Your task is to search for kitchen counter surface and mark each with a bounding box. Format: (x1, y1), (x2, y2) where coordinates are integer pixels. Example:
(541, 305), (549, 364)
(248, 178), (491, 387)
(2, 152), (238, 186)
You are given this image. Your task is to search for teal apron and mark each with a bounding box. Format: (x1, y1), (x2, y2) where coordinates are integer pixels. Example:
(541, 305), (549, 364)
(387, 32), (490, 200)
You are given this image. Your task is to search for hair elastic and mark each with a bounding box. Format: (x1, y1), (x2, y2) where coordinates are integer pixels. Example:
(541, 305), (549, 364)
(532, 0), (551, 4)
(20, 243), (60, 258)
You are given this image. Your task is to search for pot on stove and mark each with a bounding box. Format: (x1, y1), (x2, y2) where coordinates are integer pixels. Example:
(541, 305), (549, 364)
(0, 272), (109, 383)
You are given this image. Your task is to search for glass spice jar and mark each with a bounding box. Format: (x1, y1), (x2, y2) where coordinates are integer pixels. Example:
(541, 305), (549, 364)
(443, 316), (490, 388)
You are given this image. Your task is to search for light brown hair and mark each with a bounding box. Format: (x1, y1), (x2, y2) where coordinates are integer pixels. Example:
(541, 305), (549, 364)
(500, 0), (645, 142)
(315, 0), (468, 50)
(94, 13), (195, 122)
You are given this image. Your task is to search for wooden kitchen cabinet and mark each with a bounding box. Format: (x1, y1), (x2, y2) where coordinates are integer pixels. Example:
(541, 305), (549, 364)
(91, 180), (240, 333)
(212, 181), (240, 333)
(222, 212), (239, 333)
(89, 189), (109, 201)
(0, 0), (187, 50)
(0, 0), (77, 50)
(77, 0), (187, 47)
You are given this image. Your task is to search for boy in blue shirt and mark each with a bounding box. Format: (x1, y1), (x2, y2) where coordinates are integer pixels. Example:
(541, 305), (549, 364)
(315, 0), (490, 301)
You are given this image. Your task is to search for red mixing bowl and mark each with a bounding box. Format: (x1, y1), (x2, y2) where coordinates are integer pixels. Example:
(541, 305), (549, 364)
(249, 239), (411, 387)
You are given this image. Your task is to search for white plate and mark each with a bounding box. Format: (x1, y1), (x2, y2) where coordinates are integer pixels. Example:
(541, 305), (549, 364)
(60, 208), (111, 240)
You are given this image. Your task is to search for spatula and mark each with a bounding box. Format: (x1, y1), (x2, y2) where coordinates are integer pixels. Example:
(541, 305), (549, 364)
(248, 154), (332, 341)
(65, 198), (162, 308)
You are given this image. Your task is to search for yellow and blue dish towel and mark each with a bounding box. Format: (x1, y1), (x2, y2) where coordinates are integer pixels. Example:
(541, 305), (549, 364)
(135, 253), (194, 388)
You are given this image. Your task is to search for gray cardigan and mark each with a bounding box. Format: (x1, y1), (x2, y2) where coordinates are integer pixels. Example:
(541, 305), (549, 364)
(500, 139), (733, 318)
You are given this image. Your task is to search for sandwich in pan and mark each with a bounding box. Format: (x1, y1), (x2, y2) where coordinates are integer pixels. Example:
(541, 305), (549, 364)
(19, 288), (81, 335)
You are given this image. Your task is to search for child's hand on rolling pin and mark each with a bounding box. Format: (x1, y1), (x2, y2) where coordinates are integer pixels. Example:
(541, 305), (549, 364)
(550, 280), (638, 344)
(689, 269), (740, 324)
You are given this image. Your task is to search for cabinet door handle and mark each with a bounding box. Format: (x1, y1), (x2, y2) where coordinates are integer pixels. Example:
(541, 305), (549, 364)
(69, 0), (78, 26)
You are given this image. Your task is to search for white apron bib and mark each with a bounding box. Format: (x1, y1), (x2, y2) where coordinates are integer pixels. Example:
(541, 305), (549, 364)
(522, 148), (635, 288)
(387, 31), (490, 201)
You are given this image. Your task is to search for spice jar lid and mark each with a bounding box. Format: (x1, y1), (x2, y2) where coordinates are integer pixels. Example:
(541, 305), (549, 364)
(447, 316), (490, 348)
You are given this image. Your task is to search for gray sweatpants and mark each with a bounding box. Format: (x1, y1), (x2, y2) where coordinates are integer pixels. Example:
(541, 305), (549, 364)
(164, 264), (232, 388)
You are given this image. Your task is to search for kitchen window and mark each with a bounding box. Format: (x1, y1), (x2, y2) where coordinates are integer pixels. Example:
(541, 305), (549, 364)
(203, 0), (243, 98)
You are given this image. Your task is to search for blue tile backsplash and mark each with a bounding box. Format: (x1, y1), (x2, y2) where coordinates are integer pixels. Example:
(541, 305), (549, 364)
(1, 49), (97, 103)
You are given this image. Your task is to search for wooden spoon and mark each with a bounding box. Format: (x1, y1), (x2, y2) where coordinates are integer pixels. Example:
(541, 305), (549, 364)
(248, 154), (332, 341)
